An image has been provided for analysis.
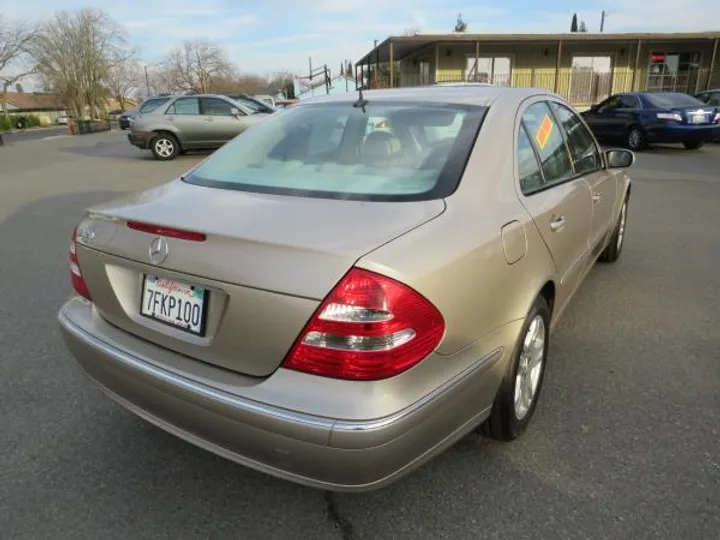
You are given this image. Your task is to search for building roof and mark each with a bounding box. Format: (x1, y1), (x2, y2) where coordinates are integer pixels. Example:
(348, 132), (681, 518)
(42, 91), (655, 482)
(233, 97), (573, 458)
(357, 31), (720, 65)
(4, 92), (66, 111)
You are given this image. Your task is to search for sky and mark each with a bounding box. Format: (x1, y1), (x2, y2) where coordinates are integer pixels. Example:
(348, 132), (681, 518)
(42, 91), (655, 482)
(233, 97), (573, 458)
(1, 0), (719, 79)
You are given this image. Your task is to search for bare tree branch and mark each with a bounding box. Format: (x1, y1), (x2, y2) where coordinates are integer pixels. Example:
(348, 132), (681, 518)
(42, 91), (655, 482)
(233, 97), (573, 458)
(162, 39), (233, 93)
(105, 59), (140, 110)
(31, 9), (131, 118)
(0, 16), (38, 120)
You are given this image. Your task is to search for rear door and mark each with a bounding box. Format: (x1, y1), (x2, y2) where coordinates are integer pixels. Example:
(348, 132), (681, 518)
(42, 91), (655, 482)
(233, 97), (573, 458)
(516, 100), (593, 309)
(164, 97), (205, 147)
(550, 101), (617, 256)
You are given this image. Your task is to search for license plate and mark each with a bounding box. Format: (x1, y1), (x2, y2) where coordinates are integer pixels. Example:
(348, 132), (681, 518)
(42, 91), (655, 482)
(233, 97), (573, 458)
(140, 275), (208, 335)
(691, 114), (706, 124)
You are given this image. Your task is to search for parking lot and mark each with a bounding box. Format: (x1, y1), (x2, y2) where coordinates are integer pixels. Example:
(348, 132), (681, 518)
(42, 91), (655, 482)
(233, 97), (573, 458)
(1, 131), (718, 540)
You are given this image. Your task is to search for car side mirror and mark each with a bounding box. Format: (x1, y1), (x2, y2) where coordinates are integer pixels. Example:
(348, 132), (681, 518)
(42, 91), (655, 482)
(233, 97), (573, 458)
(230, 107), (243, 117)
(605, 149), (634, 169)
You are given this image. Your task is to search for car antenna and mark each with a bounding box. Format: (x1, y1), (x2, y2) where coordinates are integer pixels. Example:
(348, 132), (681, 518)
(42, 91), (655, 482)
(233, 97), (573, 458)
(353, 86), (368, 113)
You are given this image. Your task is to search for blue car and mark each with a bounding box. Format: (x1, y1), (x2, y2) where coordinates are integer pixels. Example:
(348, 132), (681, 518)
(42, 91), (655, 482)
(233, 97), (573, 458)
(581, 92), (720, 151)
(118, 111), (135, 130)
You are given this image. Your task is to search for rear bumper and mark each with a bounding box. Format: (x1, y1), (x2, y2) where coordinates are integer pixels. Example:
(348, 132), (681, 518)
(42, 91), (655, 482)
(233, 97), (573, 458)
(58, 298), (508, 492)
(127, 132), (150, 149)
(645, 123), (720, 143)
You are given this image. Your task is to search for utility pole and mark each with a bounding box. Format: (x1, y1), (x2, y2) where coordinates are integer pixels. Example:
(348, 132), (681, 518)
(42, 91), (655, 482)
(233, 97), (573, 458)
(600, 10), (607, 32)
(144, 65), (150, 96)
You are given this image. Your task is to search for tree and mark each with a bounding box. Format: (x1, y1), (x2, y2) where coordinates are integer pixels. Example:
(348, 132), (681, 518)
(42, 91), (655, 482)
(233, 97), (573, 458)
(105, 59), (140, 111)
(578, 20), (588, 33)
(571, 13), (578, 32)
(404, 27), (421, 36)
(454, 14), (467, 32)
(162, 39), (233, 93)
(32, 9), (132, 118)
(0, 16), (37, 120)
(15, 82), (23, 92)
(346, 61), (353, 78)
(266, 71), (295, 97)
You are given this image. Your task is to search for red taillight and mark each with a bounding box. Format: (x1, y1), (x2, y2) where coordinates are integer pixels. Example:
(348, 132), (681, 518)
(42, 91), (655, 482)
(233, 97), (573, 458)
(127, 221), (206, 242)
(282, 268), (445, 381)
(70, 225), (92, 301)
(714, 112), (720, 123)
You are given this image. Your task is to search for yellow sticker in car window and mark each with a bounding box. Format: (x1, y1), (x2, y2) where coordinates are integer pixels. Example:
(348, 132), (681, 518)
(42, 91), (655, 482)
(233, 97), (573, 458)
(535, 114), (554, 150)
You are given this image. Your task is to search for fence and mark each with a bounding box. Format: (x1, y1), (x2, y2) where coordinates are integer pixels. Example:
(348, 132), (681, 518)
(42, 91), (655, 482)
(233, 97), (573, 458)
(364, 70), (719, 107)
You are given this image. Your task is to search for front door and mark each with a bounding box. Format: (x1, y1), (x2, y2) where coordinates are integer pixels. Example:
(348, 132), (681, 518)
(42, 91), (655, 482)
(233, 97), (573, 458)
(585, 94), (640, 141)
(517, 101), (594, 309)
(549, 101), (617, 254)
(199, 97), (248, 145)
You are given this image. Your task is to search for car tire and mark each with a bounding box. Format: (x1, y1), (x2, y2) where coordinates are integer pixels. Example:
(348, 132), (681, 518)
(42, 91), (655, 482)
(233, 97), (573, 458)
(481, 294), (550, 442)
(683, 139), (705, 150)
(599, 196), (628, 263)
(150, 132), (180, 161)
(626, 125), (645, 151)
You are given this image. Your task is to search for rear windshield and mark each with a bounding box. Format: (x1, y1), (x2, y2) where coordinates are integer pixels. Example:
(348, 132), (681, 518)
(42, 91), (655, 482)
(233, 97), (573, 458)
(184, 101), (485, 201)
(643, 93), (705, 108)
(139, 97), (170, 114)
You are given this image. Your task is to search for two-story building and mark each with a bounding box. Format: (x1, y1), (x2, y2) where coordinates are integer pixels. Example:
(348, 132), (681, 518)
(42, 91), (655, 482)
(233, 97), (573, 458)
(355, 32), (720, 107)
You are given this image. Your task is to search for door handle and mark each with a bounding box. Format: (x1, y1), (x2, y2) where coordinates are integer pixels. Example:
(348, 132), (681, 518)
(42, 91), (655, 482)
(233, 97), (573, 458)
(549, 215), (566, 231)
(592, 192), (602, 204)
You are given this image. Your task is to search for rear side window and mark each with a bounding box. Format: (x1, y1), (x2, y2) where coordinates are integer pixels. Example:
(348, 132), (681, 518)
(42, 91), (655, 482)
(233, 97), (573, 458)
(138, 98), (170, 114)
(521, 102), (573, 185)
(184, 101), (486, 201)
(517, 125), (545, 194)
(167, 97), (199, 115)
(550, 102), (601, 174)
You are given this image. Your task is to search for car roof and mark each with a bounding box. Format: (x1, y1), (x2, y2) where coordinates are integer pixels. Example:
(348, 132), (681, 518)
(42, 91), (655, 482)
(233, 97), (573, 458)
(298, 85), (561, 108)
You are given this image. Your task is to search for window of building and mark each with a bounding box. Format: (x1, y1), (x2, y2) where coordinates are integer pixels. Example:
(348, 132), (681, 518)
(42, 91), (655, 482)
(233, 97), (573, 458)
(466, 56), (511, 85)
(570, 56), (613, 105)
(646, 51), (701, 93)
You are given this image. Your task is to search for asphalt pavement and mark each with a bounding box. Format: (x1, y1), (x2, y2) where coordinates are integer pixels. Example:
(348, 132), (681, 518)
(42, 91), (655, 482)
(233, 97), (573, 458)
(1, 133), (719, 540)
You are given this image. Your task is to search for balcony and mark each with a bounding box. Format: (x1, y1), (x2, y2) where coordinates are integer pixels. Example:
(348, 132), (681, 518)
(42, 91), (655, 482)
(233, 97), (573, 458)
(362, 70), (719, 107)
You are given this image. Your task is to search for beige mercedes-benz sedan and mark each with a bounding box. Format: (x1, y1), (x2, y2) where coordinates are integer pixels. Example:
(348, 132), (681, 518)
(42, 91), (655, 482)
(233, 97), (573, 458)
(58, 85), (633, 492)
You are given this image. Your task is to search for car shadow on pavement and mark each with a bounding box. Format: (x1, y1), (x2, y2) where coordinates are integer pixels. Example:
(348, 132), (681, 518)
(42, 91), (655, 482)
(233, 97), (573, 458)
(58, 138), (213, 162)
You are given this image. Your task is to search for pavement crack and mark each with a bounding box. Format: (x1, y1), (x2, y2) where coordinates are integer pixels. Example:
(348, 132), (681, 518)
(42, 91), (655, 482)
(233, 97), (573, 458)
(324, 491), (355, 540)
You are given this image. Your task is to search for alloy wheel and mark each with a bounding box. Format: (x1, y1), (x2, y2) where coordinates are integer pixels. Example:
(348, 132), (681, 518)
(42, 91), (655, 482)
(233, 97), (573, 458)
(154, 138), (174, 158)
(513, 315), (546, 420)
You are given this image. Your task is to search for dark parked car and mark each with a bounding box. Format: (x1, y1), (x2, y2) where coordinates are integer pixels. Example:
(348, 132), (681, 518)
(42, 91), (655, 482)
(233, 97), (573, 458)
(695, 89), (720, 141)
(118, 111), (135, 130)
(581, 92), (720, 151)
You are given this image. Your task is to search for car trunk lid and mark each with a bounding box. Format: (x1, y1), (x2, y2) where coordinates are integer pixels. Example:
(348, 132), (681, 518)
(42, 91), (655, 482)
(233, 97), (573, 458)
(74, 179), (445, 376)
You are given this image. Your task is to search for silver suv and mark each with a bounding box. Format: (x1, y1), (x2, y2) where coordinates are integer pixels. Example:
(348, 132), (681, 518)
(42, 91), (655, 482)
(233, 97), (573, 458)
(128, 94), (271, 160)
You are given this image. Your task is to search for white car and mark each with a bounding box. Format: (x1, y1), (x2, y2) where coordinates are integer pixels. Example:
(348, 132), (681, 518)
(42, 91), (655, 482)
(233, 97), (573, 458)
(56, 115), (69, 125)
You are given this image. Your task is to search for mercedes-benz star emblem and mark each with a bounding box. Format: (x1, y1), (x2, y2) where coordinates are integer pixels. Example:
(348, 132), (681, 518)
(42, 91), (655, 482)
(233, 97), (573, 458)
(149, 237), (169, 265)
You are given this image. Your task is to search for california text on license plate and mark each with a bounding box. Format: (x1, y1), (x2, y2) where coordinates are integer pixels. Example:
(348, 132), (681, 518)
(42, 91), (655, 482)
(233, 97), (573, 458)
(140, 275), (208, 335)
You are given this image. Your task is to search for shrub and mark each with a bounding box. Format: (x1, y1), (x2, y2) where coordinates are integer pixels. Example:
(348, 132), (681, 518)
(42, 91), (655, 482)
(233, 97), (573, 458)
(0, 113), (44, 130)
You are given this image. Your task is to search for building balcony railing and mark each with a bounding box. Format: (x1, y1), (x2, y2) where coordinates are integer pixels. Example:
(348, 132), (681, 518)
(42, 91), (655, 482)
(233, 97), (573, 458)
(362, 70), (719, 107)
